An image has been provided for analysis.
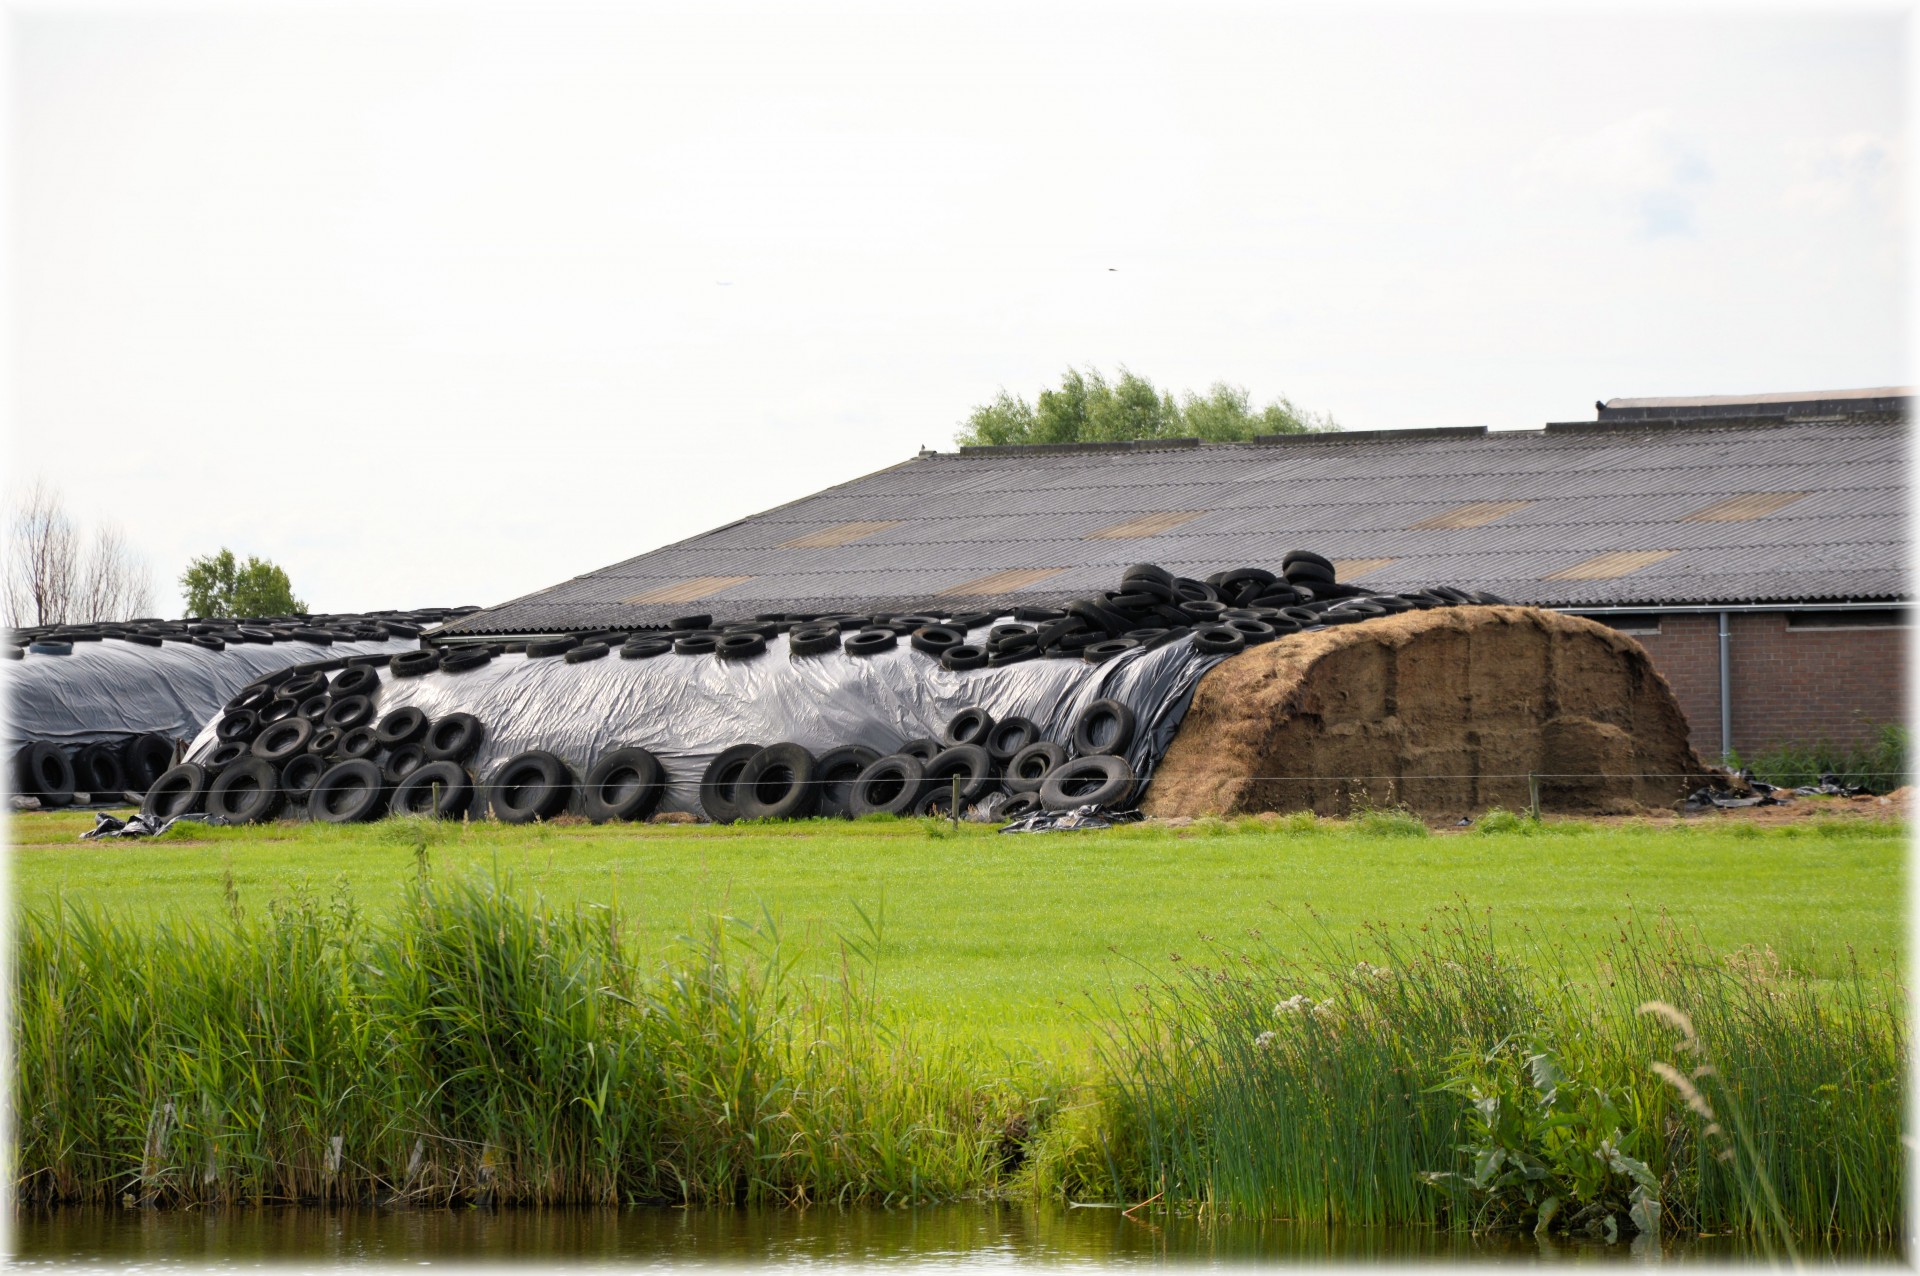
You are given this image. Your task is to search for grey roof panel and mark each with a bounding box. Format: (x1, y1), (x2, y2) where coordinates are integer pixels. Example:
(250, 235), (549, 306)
(441, 416), (1912, 635)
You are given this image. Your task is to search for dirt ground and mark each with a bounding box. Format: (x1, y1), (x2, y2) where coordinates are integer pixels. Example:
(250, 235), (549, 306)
(1150, 785), (1911, 832)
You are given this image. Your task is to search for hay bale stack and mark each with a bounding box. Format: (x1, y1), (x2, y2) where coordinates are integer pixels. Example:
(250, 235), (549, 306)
(1145, 605), (1714, 819)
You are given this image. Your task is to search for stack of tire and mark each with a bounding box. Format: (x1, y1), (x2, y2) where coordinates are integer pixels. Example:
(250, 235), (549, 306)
(13, 733), (176, 807)
(143, 656), (489, 825)
(693, 697), (1139, 824)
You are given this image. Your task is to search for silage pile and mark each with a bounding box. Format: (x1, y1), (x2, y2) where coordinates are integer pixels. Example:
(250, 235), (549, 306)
(1146, 605), (1715, 819)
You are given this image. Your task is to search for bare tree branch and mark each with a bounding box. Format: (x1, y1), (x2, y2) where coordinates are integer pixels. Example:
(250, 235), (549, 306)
(4, 481), (153, 627)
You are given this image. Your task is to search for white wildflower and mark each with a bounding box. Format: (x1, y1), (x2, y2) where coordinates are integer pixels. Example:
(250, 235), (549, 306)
(1274, 994), (1311, 1015)
(1312, 998), (1338, 1020)
(1253, 1030), (1278, 1051)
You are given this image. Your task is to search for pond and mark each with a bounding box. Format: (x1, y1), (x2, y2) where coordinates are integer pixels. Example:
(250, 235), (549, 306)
(10, 1204), (1897, 1266)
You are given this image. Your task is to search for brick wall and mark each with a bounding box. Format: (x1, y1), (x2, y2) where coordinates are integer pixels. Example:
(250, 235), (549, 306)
(1622, 611), (1907, 757)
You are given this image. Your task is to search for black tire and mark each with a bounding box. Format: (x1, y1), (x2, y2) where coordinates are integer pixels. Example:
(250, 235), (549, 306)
(1000, 792), (1042, 821)
(1284, 560), (1336, 586)
(698, 743), (763, 824)
(940, 644), (988, 671)
(897, 737), (941, 763)
(308, 727), (344, 758)
(141, 763), (207, 820)
(1005, 741), (1067, 793)
(310, 759), (387, 823)
(382, 744), (428, 785)
(1039, 754), (1136, 811)
(375, 707), (430, 748)
(207, 758), (284, 824)
(668, 614), (713, 631)
(281, 752), (326, 806)
(259, 696), (302, 724)
(1227, 619), (1277, 645)
(440, 647), (493, 673)
(324, 695), (375, 731)
(984, 716), (1038, 762)
(278, 672), (330, 703)
(734, 743), (819, 821)
(1083, 638), (1140, 664)
(788, 625), (841, 657)
(486, 750), (574, 823)
(1282, 549), (1334, 573)
(581, 747), (665, 823)
(72, 743), (126, 795)
(814, 745), (881, 818)
(848, 754), (928, 817)
(331, 665), (382, 698)
(423, 712), (486, 763)
(1193, 625), (1247, 656)
(987, 646), (1036, 667)
(1071, 698), (1137, 757)
(204, 741), (250, 773)
(338, 727), (380, 760)
(620, 638), (674, 660)
(390, 761), (474, 819)
(943, 707), (996, 747)
(297, 695), (333, 723)
(389, 649), (441, 678)
(1122, 563), (1175, 589)
(251, 716), (315, 763)
(910, 625), (966, 656)
(918, 744), (995, 811)
(565, 641), (611, 664)
(715, 633), (766, 661)
(844, 629), (897, 657)
(673, 634), (719, 656)
(215, 710), (260, 743)
(526, 636), (580, 659)
(121, 734), (176, 790)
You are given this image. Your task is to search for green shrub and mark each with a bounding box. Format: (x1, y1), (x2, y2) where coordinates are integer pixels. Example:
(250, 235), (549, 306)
(1076, 908), (1904, 1240)
(12, 866), (1052, 1208)
(1733, 723), (1909, 793)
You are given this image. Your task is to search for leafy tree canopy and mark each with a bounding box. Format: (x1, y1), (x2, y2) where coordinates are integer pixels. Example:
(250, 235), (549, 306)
(180, 548), (306, 618)
(954, 366), (1337, 447)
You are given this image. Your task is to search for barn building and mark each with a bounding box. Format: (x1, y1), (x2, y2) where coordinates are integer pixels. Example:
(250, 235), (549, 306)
(438, 388), (1910, 759)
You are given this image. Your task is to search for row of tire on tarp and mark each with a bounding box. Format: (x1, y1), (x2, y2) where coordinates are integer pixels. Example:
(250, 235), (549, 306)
(467, 554), (1507, 669)
(145, 688), (1143, 826)
(6, 607), (473, 659)
(134, 553), (1511, 825)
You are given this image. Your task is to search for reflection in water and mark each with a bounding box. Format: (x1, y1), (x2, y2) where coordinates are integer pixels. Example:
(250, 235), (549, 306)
(9, 1203), (1894, 1266)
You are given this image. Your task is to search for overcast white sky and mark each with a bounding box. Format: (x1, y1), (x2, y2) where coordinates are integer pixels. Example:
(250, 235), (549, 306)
(7, 2), (1909, 615)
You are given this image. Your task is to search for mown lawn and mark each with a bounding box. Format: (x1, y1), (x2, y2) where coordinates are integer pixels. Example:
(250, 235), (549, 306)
(9, 807), (1905, 1046)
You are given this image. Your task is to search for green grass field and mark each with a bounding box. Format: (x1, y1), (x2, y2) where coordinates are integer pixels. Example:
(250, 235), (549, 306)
(10, 807), (1905, 1046)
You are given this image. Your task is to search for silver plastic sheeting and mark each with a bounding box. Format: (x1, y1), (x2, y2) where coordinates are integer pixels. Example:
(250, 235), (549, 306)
(8, 638), (421, 748)
(185, 628), (1227, 815)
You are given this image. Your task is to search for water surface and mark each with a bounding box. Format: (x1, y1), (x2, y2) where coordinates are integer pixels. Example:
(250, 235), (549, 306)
(9, 1204), (1895, 1266)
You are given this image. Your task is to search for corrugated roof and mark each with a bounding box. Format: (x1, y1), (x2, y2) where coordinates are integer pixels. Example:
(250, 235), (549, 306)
(440, 414), (1911, 636)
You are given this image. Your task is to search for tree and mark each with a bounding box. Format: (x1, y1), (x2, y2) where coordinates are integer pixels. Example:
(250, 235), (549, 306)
(2, 480), (155, 627)
(180, 549), (307, 619)
(954, 365), (1337, 447)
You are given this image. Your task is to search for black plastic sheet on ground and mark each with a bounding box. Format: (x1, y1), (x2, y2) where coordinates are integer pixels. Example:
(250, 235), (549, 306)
(186, 625), (1229, 816)
(7, 637), (420, 748)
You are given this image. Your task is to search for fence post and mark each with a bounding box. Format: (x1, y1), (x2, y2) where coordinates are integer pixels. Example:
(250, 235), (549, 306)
(1528, 772), (1541, 821)
(950, 774), (960, 829)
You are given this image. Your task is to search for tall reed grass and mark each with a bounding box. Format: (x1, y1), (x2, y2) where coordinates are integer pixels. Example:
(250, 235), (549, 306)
(1036, 906), (1903, 1243)
(13, 863), (1052, 1208)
